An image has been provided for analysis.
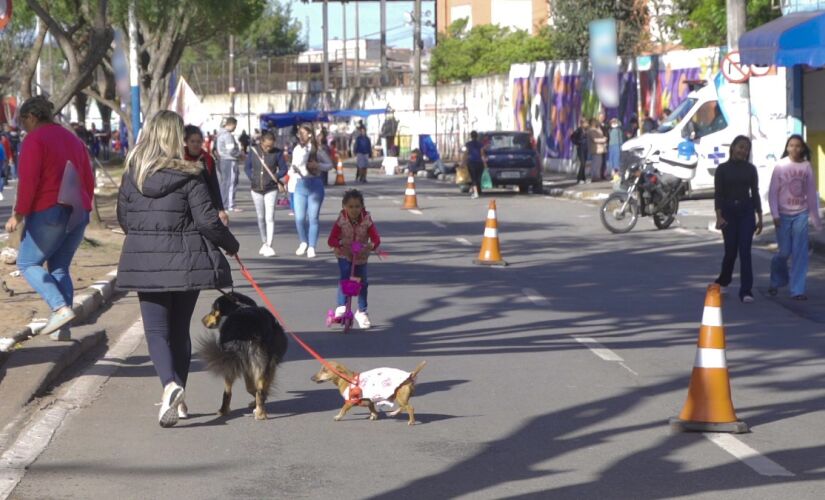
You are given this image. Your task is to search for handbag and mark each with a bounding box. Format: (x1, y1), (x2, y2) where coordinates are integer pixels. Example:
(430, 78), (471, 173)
(481, 167), (493, 190)
(57, 160), (87, 233)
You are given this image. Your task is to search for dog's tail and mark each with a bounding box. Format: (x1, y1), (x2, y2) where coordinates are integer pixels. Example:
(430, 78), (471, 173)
(195, 333), (243, 380)
(410, 361), (427, 379)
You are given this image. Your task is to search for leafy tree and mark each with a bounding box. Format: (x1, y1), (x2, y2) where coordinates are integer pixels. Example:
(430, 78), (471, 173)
(548, 0), (650, 59)
(667, 0), (780, 48)
(430, 20), (557, 83)
(238, 0), (305, 57)
(0, 4), (37, 98)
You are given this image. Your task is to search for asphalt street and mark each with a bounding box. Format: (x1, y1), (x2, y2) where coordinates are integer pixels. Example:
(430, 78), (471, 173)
(6, 171), (825, 499)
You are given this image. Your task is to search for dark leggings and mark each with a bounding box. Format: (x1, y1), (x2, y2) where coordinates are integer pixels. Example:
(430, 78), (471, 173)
(715, 201), (756, 299)
(138, 290), (200, 388)
(468, 160), (484, 194)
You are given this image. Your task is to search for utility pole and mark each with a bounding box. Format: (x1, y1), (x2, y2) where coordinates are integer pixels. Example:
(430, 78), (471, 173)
(342, 1), (348, 89)
(229, 34), (235, 116)
(355, 2), (360, 87)
(35, 17), (42, 93)
(128, 1), (141, 141)
(726, 0), (746, 50)
(380, 0), (387, 85)
(322, 0), (329, 91)
(413, 0), (422, 111)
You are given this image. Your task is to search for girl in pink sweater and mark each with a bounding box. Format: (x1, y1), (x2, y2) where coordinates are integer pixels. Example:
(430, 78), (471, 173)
(768, 135), (822, 300)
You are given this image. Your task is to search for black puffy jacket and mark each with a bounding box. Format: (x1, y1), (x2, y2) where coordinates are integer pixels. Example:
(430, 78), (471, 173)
(116, 159), (240, 292)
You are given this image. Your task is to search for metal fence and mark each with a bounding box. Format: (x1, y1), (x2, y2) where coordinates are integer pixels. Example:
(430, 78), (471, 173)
(179, 55), (413, 95)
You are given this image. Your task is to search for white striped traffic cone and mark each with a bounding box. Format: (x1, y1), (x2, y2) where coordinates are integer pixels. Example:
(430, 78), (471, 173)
(473, 200), (507, 266)
(402, 174), (419, 209)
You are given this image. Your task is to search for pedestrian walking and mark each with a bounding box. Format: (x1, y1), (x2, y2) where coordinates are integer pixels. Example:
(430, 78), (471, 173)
(0, 141), (6, 201)
(291, 123), (325, 259)
(713, 135), (763, 303)
(768, 134), (822, 300)
(245, 131), (288, 257)
(353, 126), (372, 183)
(184, 125), (228, 227)
(3, 96), (95, 340)
(116, 110), (239, 428)
(464, 130), (486, 198)
(327, 189), (381, 329)
(607, 118), (623, 179)
(586, 119), (607, 182)
(571, 118), (589, 184)
(217, 117), (243, 212)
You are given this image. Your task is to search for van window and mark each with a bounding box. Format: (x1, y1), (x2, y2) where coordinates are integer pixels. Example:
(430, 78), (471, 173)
(682, 101), (727, 139)
(657, 98), (696, 133)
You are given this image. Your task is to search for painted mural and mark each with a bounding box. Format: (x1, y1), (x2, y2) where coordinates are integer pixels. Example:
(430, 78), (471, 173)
(511, 47), (724, 172)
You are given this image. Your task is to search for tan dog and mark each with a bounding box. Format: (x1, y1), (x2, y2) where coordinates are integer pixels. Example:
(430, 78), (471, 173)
(311, 361), (426, 425)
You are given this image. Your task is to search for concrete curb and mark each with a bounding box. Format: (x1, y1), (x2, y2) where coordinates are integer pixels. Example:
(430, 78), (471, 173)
(0, 269), (117, 352)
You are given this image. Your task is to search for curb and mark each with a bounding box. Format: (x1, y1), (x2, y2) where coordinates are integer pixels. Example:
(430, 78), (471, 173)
(546, 186), (611, 202)
(0, 269), (118, 352)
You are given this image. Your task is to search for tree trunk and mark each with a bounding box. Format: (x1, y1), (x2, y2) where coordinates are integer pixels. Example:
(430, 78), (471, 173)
(74, 93), (88, 124)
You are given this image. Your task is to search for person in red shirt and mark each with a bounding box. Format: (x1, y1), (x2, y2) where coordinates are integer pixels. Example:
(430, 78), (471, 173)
(4, 96), (95, 340)
(327, 189), (381, 329)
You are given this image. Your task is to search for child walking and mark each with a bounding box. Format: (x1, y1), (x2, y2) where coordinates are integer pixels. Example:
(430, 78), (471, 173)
(327, 189), (381, 329)
(768, 135), (822, 300)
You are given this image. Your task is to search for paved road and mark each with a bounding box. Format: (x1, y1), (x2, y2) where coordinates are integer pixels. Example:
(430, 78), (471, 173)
(7, 172), (825, 499)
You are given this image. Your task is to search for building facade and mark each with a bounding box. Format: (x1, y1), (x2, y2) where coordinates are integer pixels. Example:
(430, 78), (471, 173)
(436, 0), (550, 34)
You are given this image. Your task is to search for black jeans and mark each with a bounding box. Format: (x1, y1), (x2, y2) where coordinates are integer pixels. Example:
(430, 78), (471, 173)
(468, 160), (484, 194)
(716, 200), (756, 298)
(576, 146), (588, 182)
(138, 290), (200, 388)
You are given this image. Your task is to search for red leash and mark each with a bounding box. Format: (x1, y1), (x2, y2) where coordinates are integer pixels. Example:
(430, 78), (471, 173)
(233, 255), (363, 400)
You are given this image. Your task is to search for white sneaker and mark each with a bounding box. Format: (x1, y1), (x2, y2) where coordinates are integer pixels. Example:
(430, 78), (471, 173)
(177, 402), (189, 419)
(258, 244), (268, 256)
(261, 245), (276, 257)
(0, 192), (4, 201)
(158, 382), (185, 428)
(742, 295), (754, 303)
(334, 305), (346, 317)
(306, 247), (316, 258)
(354, 310), (371, 329)
(295, 242), (308, 255)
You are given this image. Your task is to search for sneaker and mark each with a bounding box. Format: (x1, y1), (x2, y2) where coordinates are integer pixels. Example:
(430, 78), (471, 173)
(334, 305), (346, 318)
(306, 247), (316, 259)
(40, 307), (76, 336)
(50, 327), (71, 341)
(261, 245), (276, 257)
(354, 310), (371, 329)
(159, 382), (185, 428)
(177, 402), (189, 419)
(471, 192), (479, 199)
(0, 192), (4, 201)
(258, 244), (268, 256)
(295, 242), (308, 256)
(742, 295), (754, 303)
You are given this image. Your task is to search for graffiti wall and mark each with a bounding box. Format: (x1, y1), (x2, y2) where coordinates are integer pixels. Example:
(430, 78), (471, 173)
(510, 47), (724, 172)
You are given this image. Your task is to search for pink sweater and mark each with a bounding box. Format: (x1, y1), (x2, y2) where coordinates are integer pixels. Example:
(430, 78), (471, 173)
(768, 159), (821, 226)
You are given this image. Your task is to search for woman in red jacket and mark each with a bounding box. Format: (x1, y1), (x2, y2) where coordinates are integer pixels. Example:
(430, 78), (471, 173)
(4, 96), (95, 340)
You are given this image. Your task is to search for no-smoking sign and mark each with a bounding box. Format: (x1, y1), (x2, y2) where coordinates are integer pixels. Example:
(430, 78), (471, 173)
(722, 50), (774, 83)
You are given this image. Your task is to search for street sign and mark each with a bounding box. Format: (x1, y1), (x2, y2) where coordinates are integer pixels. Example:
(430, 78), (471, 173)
(0, 0), (13, 31)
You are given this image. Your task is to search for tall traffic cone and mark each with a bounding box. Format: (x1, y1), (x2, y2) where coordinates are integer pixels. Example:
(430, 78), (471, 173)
(669, 284), (748, 433)
(473, 200), (507, 266)
(334, 161), (346, 185)
(402, 174), (419, 209)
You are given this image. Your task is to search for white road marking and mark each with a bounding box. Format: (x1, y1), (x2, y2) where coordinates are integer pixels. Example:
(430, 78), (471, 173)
(409, 209), (423, 215)
(674, 228), (698, 236)
(704, 433), (795, 477)
(431, 221), (446, 229)
(0, 320), (146, 497)
(455, 237), (472, 246)
(391, 200), (401, 205)
(522, 288), (550, 306)
(572, 336), (624, 362)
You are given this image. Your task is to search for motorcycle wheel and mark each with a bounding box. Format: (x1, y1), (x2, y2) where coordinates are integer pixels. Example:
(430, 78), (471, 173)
(653, 198), (679, 230)
(600, 193), (640, 234)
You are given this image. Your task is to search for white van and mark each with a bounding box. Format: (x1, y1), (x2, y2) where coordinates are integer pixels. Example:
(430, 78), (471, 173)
(622, 81), (748, 193)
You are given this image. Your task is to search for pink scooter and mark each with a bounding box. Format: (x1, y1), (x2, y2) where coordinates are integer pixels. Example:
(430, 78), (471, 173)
(326, 241), (365, 333)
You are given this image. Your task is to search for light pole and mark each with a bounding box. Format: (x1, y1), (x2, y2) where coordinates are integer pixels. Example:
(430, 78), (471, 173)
(413, 0), (421, 111)
(342, 1), (347, 89)
(128, 1), (141, 140)
(322, 0), (329, 91)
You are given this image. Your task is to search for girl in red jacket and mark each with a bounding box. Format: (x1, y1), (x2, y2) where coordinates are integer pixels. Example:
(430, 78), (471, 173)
(327, 189), (381, 329)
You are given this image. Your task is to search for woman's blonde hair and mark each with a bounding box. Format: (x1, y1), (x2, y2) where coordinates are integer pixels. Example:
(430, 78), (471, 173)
(125, 110), (185, 191)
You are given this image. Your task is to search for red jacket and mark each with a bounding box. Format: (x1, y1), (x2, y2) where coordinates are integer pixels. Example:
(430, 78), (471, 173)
(15, 124), (94, 216)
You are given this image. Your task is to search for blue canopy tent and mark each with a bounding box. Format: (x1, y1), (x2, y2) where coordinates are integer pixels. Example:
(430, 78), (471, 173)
(739, 11), (825, 67)
(259, 108), (387, 131)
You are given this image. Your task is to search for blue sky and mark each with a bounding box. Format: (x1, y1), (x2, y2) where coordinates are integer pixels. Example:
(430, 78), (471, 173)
(287, 1), (437, 50)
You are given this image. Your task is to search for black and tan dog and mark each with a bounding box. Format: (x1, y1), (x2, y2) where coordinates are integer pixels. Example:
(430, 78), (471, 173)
(198, 291), (288, 420)
(311, 361), (426, 425)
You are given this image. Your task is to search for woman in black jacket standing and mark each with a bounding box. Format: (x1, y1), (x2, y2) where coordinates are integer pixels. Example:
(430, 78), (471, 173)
(117, 111), (240, 428)
(713, 135), (763, 303)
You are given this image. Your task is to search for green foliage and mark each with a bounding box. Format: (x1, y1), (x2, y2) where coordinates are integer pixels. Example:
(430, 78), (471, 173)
(429, 21), (557, 83)
(668, 0), (781, 48)
(548, 0), (650, 59)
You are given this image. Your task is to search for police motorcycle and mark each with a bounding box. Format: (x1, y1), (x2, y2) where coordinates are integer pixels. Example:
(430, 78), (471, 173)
(599, 140), (698, 234)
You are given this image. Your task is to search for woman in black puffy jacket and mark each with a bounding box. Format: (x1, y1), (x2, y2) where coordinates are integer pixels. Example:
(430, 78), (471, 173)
(117, 111), (239, 428)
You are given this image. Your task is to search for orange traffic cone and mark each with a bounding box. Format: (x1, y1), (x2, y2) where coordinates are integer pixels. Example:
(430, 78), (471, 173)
(334, 161), (346, 185)
(669, 284), (748, 433)
(402, 174), (419, 209)
(473, 200), (507, 266)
